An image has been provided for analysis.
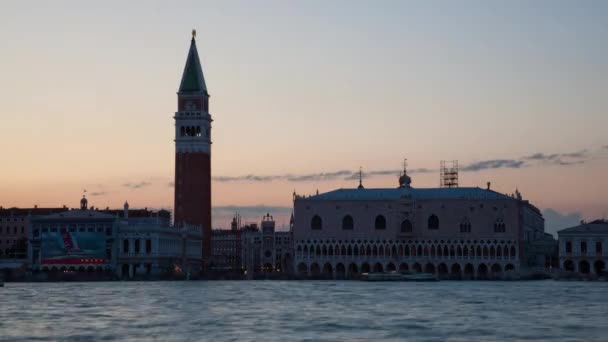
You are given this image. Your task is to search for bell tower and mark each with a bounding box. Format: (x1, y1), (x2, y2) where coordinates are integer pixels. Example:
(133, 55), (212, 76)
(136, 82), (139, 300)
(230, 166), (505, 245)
(174, 30), (212, 262)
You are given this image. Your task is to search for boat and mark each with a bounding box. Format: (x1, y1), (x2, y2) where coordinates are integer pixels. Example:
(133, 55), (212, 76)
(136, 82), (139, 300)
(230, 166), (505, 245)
(360, 271), (437, 282)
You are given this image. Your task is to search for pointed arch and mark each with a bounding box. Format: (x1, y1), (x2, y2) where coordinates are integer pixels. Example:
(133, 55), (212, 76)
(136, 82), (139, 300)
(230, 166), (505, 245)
(342, 215), (354, 230)
(311, 215), (322, 230)
(401, 219), (413, 233)
(375, 215), (387, 230)
(428, 214), (439, 229)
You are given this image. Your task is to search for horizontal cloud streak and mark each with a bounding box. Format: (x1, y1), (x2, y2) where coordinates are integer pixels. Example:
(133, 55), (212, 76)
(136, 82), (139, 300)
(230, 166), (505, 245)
(89, 191), (106, 196)
(462, 159), (526, 172)
(214, 168), (435, 183)
(206, 148), (591, 183)
(123, 181), (151, 189)
(522, 149), (587, 166)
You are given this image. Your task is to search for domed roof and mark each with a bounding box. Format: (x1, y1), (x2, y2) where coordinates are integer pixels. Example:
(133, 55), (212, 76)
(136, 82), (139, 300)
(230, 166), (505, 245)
(399, 173), (411, 188)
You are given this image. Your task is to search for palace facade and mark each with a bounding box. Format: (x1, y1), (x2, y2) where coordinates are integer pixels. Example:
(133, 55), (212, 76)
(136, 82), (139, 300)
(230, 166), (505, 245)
(292, 167), (546, 279)
(558, 219), (607, 276)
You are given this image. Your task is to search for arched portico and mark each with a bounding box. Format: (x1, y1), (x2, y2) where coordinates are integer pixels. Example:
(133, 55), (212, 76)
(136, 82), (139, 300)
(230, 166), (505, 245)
(438, 263), (449, 279)
(451, 263), (462, 279)
(594, 260), (605, 275)
(297, 262), (308, 276)
(310, 263), (321, 278)
(463, 263), (475, 280)
(336, 263), (346, 279)
(322, 263), (333, 278)
(579, 260), (590, 274)
(477, 264), (488, 279)
(348, 263), (359, 278)
(491, 263), (502, 279)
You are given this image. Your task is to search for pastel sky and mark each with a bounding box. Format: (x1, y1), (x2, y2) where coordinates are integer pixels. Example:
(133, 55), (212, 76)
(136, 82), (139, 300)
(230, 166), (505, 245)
(1, 1), (607, 231)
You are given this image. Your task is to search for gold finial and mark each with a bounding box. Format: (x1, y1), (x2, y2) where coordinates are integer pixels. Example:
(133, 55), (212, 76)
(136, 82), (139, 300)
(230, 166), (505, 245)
(192, 29), (197, 39)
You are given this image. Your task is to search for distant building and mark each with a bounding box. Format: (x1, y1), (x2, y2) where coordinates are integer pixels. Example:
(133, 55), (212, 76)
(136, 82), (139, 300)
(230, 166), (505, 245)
(118, 200), (202, 279)
(0, 206), (65, 259)
(28, 196), (118, 275)
(210, 217), (244, 271)
(26, 197), (203, 279)
(558, 220), (607, 275)
(292, 166), (547, 279)
(242, 214), (293, 278)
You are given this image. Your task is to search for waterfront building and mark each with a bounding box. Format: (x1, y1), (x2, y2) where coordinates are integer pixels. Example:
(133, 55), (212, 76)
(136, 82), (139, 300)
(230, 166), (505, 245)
(242, 214), (293, 278)
(0, 206), (64, 259)
(558, 219), (607, 275)
(292, 166), (546, 279)
(210, 217), (244, 271)
(28, 196), (118, 275)
(117, 202), (202, 279)
(173, 30), (213, 263)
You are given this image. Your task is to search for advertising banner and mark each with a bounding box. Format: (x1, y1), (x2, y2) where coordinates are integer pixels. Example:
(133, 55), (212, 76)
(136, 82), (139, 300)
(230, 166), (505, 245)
(41, 230), (107, 264)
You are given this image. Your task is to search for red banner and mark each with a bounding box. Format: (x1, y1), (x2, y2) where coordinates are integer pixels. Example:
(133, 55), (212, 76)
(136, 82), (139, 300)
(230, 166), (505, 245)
(41, 258), (107, 265)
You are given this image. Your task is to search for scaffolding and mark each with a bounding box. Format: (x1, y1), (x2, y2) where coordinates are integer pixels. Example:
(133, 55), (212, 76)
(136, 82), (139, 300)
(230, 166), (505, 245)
(440, 160), (459, 188)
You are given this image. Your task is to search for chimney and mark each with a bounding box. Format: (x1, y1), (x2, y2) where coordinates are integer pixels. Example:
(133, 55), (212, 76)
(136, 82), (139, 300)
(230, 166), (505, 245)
(487, 182), (491, 190)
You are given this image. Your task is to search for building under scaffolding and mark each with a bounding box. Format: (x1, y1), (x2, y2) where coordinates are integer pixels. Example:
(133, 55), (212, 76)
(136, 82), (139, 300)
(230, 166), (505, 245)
(440, 160), (459, 188)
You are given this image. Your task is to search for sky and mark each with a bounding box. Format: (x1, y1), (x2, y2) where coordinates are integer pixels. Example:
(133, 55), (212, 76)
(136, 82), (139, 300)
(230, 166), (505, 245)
(0, 1), (607, 232)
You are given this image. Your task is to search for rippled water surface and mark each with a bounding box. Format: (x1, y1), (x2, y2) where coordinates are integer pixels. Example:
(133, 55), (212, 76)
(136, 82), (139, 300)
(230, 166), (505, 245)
(1, 281), (607, 341)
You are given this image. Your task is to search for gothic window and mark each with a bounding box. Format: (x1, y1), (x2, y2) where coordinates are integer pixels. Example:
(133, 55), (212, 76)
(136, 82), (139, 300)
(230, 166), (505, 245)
(311, 215), (322, 230)
(428, 214), (439, 230)
(401, 219), (412, 233)
(180, 126), (185, 136)
(494, 218), (506, 233)
(565, 241), (572, 253)
(375, 215), (386, 230)
(459, 218), (471, 233)
(196, 126), (201, 137)
(342, 215), (354, 230)
(596, 241), (603, 254)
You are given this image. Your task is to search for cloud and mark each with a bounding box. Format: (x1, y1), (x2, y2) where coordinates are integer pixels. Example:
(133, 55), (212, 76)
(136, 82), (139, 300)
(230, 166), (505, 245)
(213, 171), (352, 183)
(213, 175), (283, 182)
(209, 148), (590, 183)
(344, 168), (434, 180)
(522, 150), (587, 166)
(214, 168), (436, 183)
(603, 145), (608, 150)
(122, 181), (151, 189)
(286, 170), (352, 182)
(542, 208), (583, 237)
(89, 191), (106, 196)
(461, 159), (526, 172)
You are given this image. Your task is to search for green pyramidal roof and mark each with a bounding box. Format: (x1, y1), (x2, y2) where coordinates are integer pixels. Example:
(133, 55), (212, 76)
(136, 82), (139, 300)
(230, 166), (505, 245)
(178, 37), (208, 94)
